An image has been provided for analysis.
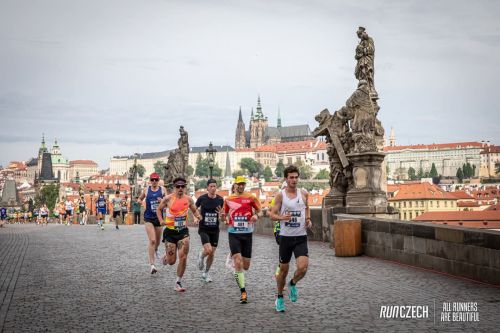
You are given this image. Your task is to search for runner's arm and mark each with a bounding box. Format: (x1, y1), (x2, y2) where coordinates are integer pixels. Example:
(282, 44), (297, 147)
(188, 197), (202, 221)
(302, 190), (312, 228)
(269, 193), (290, 221)
(156, 195), (169, 224)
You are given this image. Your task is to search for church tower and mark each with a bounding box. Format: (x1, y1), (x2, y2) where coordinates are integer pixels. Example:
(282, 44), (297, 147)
(235, 107), (247, 149)
(389, 127), (396, 147)
(249, 96), (268, 148)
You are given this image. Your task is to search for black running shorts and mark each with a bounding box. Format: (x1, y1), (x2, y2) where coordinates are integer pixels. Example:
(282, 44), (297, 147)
(144, 217), (161, 227)
(198, 228), (219, 247)
(163, 227), (189, 244)
(279, 235), (308, 264)
(112, 211), (120, 218)
(228, 233), (253, 258)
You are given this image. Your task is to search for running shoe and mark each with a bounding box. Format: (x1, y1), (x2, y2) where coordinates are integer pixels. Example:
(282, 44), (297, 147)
(275, 297), (285, 312)
(115, 225), (119, 230)
(155, 251), (160, 260)
(240, 291), (248, 304)
(197, 251), (205, 271)
(175, 281), (186, 292)
(225, 253), (234, 271)
(202, 272), (213, 283)
(288, 282), (298, 302)
(100, 225), (104, 231)
(150, 265), (158, 274)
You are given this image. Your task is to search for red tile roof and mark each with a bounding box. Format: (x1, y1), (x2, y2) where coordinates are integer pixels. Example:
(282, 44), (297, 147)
(485, 203), (500, 211)
(480, 145), (500, 154)
(275, 140), (326, 153)
(457, 201), (480, 207)
(449, 191), (474, 200)
(414, 210), (500, 222)
(70, 160), (98, 166)
(388, 183), (457, 201)
(384, 141), (483, 152)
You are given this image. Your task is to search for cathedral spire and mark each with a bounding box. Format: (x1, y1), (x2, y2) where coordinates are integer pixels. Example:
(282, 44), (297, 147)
(250, 107), (254, 121)
(238, 106), (243, 122)
(255, 95), (264, 119)
(224, 147), (232, 178)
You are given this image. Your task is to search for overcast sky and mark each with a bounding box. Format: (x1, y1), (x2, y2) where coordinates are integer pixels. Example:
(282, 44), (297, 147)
(1, 0), (499, 169)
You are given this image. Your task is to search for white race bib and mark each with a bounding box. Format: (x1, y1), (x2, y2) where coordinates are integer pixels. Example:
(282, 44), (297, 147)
(233, 215), (248, 229)
(174, 216), (186, 228)
(204, 212), (218, 225)
(284, 211), (301, 228)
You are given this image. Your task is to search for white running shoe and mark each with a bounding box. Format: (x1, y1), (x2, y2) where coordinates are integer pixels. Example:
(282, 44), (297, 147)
(150, 265), (158, 274)
(155, 251), (160, 261)
(225, 253), (234, 271)
(202, 272), (213, 283)
(197, 251), (205, 271)
(175, 281), (186, 292)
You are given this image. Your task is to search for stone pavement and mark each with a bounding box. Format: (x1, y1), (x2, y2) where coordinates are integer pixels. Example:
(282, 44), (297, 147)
(0, 224), (499, 333)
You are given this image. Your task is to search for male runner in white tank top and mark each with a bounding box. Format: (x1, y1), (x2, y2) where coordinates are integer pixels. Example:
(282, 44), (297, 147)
(269, 165), (312, 312)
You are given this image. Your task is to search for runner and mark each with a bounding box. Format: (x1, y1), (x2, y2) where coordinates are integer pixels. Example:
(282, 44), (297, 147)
(138, 172), (166, 274)
(221, 176), (261, 304)
(0, 206), (6, 227)
(78, 197), (87, 225)
(40, 204), (49, 226)
(95, 190), (107, 230)
(269, 165), (312, 312)
(111, 190), (122, 230)
(132, 196), (141, 225)
(58, 201), (66, 225)
(121, 195), (128, 224)
(64, 197), (73, 225)
(271, 181), (288, 279)
(195, 179), (224, 283)
(157, 176), (201, 292)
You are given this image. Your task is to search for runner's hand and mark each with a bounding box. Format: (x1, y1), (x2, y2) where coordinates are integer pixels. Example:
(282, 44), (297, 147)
(306, 219), (312, 229)
(250, 215), (258, 223)
(280, 213), (292, 221)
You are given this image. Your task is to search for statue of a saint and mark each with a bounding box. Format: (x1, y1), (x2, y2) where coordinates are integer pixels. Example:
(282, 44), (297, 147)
(355, 27), (377, 98)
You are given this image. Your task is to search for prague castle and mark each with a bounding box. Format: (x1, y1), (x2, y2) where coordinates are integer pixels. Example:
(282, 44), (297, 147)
(235, 96), (312, 149)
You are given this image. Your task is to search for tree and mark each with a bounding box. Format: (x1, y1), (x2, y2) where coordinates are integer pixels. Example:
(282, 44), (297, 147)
(496, 162), (500, 175)
(315, 169), (330, 180)
(34, 184), (60, 210)
(240, 158), (263, 176)
(408, 167), (417, 180)
(456, 167), (464, 182)
(395, 167), (407, 180)
(298, 164), (313, 180)
(275, 159), (285, 178)
(232, 169), (246, 178)
(195, 155), (222, 177)
(153, 160), (167, 178)
(186, 165), (194, 177)
(136, 164), (146, 177)
(472, 164), (476, 177)
(417, 167), (424, 179)
(263, 166), (273, 182)
(429, 163), (438, 178)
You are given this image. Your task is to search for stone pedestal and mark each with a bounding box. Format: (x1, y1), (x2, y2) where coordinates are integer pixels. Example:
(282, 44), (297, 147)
(345, 152), (388, 214)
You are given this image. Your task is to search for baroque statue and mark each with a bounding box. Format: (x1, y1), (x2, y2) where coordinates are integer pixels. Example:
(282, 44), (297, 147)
(164, 126), (190, 188)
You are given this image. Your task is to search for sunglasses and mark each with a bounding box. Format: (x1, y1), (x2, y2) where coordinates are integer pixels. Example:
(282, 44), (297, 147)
(175, 184), (186, 189)
(151, 179), (159, 182)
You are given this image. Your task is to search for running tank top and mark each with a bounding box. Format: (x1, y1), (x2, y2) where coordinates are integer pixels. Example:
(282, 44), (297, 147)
(96, 196), (106, 209)
(279, 189), (307, 237)
(144, 186), (164, 220)
(164, 195), (189, 230)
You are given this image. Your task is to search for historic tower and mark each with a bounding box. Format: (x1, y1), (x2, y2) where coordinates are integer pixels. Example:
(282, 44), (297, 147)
(249, 96), (268, 148)
(235, 106), (246, 149)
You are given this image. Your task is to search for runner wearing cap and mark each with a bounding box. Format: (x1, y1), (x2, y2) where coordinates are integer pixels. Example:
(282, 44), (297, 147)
(157, 177), (201, 292)
(195, 179), (224, 283)
(138, 172), (166, 274)
(269, 165), (312, 312)
(222, 176), (261, 304)
(95, 190), (107, 230)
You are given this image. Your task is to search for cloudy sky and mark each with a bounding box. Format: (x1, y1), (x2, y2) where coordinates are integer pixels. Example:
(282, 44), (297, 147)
(1, 0), (499, 168)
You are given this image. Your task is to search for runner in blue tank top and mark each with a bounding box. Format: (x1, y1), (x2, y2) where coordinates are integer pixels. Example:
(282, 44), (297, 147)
(138, 172), (166, 274)
(95, 190), (107, 230)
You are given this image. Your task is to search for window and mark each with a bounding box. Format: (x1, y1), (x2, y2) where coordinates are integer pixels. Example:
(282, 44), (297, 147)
(409, 212), (413, 219)
(404, 212), (407, 220)
(287, 157), (292, 164)
(409, 201), (412, 208)
(404, 202), (407, 208)
(444, 201), (448, 207)
(436, 201), (440, 208)
(421, 201), (424, 207)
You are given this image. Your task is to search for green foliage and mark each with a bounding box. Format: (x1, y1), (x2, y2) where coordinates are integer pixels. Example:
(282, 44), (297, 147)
(496, 162), (500, 175)
(263, 166), (273, 182)
(456, 167), (464, 182)
(195, 154), (222, 177)
(239, 158), (263, 176)
(315, 169), (330, 180)
(395, 167), (407, 180)
(34, 184), (60, 210)
(298, 164), (313, 180)
(153, 160), (167, 178)
(408, 167), (417, 180)
(186, 165), (194, 177)
(232, 169), (246, 178)
(462, 162), (475, 179)
(417, 167), (424, 179)
(136, 164), (146, 177)
(275, 159), (285, 178)
(429, 163), (438, 178)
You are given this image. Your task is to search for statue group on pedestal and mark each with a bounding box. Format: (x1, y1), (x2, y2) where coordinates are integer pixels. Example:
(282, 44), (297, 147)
(164, 126), (190, 188)
(313, 27), (388, 213)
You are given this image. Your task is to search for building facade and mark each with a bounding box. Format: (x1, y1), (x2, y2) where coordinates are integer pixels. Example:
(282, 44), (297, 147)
(479, 144), (500, 178)
(69, 160), (99, 181)
(384, 142), (484, 179)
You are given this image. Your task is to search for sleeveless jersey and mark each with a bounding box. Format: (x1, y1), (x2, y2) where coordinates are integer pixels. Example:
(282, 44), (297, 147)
(164, 195), (190, 230)
(224, 193), (260, 234)
(144, 186), (164, 220)
(96, 195), (106, 209)
(279, 189), (307, 237)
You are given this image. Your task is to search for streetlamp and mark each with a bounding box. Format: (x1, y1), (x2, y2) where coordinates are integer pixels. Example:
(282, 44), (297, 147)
(206, 142), (217, 179)
(116, 179), (121, 192)
(89, 189), (94, 215)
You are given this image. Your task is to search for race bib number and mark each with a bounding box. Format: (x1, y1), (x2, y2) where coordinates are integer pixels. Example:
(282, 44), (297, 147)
(150, 200), (159, 211)
(98, 201), (105, 208)
(204, 212), (218, 226)
(233, 215), (248, 229)
(174, 216), (186, 228)
(285, 211), (301, 228)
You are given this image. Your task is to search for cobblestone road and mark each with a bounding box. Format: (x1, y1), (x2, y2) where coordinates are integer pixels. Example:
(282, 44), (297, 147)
(0, 224), (499, 332)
